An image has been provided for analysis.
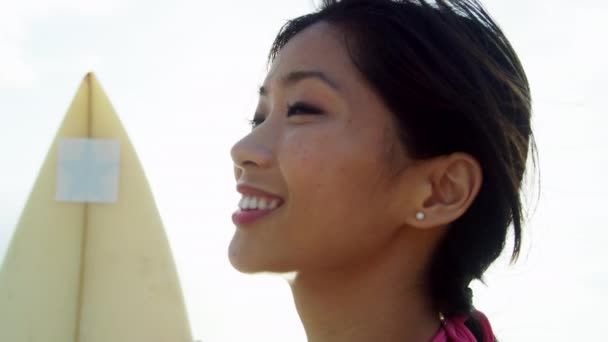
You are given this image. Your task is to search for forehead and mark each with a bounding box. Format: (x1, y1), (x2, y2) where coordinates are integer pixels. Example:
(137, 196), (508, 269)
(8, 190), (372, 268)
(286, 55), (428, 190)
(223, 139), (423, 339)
(265, 22), (358, 87)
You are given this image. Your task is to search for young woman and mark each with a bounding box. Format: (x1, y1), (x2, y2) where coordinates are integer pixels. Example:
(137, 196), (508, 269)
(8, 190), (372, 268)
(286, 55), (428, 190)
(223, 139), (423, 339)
(230, 0), (534, 341)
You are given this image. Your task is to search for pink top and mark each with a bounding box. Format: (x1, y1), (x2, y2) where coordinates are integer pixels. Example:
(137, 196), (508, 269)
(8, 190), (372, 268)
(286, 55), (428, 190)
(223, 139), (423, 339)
(430, 311), (494, 342)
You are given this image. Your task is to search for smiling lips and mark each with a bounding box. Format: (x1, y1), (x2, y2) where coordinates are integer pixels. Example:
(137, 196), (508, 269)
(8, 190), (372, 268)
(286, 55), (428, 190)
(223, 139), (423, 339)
(232, 185), (284, 225)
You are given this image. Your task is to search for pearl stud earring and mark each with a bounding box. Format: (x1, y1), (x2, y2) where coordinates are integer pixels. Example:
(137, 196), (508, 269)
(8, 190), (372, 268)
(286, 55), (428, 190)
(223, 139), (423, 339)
(415, 211), (425, 221)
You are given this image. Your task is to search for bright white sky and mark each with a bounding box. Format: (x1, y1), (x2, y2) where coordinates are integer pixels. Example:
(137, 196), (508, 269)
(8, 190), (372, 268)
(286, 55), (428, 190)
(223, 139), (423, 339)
(0, 0), (606, 341)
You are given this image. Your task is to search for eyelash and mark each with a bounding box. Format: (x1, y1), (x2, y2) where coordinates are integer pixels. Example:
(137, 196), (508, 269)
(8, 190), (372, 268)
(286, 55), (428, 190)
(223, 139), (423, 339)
(248, 102), (323, 128)
(287, 102), (323, 116)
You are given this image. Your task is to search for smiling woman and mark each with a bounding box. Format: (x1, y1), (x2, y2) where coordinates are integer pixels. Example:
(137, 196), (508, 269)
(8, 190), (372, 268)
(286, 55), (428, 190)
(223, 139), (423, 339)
(229, 0), (534, 341)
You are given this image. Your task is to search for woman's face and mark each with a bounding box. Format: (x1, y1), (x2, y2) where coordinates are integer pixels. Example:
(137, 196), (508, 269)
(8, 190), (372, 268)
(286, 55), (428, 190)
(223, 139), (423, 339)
(229, 22), (416, 274)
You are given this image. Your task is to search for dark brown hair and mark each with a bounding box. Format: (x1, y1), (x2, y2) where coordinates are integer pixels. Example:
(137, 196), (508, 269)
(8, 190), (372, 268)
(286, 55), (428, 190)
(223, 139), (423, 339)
(268, 0), (535, 339)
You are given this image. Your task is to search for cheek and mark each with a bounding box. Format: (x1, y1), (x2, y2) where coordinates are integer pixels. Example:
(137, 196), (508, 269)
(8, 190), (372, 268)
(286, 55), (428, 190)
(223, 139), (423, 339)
(282, 127), (390, 199)
(281, 128), (349, 203)
(278, 128), (397, 260)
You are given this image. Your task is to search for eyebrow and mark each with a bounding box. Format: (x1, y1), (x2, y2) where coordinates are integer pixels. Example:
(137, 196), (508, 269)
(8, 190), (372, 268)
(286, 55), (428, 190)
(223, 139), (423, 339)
(258, 70), (340, 96)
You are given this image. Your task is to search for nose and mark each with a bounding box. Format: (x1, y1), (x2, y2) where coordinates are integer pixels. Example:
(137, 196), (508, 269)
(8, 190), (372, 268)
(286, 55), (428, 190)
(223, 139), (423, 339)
(230, 128), (273, 179)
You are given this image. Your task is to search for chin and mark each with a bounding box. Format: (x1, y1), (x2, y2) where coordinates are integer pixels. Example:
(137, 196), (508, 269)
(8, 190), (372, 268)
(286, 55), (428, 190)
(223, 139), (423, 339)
(227, 238), (297, 275)
(228, 252), (262, 274)
(228, 238), (271, 274)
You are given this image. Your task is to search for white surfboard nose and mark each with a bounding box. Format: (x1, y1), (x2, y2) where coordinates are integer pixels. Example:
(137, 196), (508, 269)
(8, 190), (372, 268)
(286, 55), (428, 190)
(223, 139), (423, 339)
(0, 72), (193, 342)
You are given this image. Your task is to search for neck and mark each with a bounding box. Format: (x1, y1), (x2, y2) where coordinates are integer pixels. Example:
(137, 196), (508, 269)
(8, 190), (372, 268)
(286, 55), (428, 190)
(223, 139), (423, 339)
(288, 230), (441, 342)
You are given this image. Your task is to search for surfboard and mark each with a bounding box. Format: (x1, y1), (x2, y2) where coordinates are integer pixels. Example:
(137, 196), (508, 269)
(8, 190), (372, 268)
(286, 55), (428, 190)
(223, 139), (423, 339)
(0, 73), (193, 342)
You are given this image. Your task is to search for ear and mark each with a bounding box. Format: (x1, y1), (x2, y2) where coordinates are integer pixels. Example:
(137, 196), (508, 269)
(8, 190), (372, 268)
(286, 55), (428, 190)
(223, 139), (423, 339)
(404, 153), (482, 229)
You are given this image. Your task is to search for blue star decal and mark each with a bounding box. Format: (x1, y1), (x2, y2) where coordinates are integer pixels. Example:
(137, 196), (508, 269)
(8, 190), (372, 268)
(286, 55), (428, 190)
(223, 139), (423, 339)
(55, 138), (120, 203)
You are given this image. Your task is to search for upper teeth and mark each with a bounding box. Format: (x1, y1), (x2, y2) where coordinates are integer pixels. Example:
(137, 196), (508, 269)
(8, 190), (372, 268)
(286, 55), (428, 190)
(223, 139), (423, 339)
(239, 195), (280, 210)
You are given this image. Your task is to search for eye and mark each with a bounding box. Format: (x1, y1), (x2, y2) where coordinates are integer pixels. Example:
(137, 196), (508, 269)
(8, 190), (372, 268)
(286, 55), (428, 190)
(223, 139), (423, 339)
(248, 102), (323, 128)
(248, 114), (265, 128)
(286, 102), (323, 116)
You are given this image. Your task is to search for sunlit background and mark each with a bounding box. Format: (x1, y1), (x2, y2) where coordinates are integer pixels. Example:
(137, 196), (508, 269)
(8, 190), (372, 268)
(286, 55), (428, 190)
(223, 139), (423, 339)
(1, 0), (606, 341)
